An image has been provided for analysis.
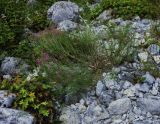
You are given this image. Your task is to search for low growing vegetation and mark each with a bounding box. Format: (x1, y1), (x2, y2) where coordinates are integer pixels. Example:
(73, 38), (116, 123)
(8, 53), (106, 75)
(1, 0), (160, 123)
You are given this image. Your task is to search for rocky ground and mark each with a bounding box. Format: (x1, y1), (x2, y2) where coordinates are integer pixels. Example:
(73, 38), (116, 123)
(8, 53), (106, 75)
(0, 1), (160, 124)
(52, 2), (160, 124)
(59, 42), (160, 124)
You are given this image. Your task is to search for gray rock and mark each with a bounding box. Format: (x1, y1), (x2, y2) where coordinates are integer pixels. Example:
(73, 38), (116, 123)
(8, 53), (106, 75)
(104, 77), (117, 90)
(151, 86), (158, 95)
(143, 72), (155, 85)
(93, 105), (102, 116)
(57, 20), (77, 31)
(138, 83), (150, 93)
(0, 108), (35, 124)
(133, 106), (142, 115)
(153, 55), (160, 64)
(137, 98), (160, 115)
(147, 44), (160, 55)
(1, 57), (29, 76)
(123, 81), (132, 89)
(142, 19), (150, 25)
(0, 90), (16, 108)
(47, 1), (80, 24)
(99, 91), (112, 106)
(60, 107), (80, 124)
(96, 9), (112, 22)
(108, 98), (131, 115)
(133, 120), (152, 124)
(96, 81), (105, 96)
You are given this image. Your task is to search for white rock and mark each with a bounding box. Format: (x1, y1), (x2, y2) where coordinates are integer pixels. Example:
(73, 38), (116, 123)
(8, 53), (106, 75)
(153, 55), (160, 64)
(138, 52), (148, 62)
(123, 87), (136, 97)
(2, 75), (12, 81)
(151, 86), (158, 95)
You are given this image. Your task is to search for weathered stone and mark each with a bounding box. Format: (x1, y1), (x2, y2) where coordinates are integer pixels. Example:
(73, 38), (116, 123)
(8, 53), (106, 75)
(147, 44), (160, 55)
(0, 108), (34, 124)
(153, 55), (160, 64)
(108, 98), (131, 115)
(138, 83), (150, 93)
(138, 52), (148, 62)
(96, 9), (112, 22)
(137, 97), (160, 115)
(60, 107), (80, 124)
(143, 72), (155, 85)
(57, 20), (77, 31)
(96, 81), (105, 96)
(0, 90), (16, 108)
(123, 81), (132, 89)
(47, 1), (80, 24)
(1, 57), (29, 76)
(123, 87), (136, 97)
(99, 91), (112, 106)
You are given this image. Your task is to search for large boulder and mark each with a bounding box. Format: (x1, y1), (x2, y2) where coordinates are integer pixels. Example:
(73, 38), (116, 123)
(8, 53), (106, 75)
(1, 57), (29, 76)
(0, 108), (35, 124)
(47, 1), (80, 24)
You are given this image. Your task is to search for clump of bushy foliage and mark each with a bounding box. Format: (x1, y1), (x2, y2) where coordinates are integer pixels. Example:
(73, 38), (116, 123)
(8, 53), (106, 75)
(0, 71), (57, 124)
(150, 22), (160, 41)
(0, 0), (53, 53)
(101, 23), (137, 65)
(82, 0), (160, 20)
(30, 24), (136, 100)
(0, 0), (28, 48)
(102, 0), (160, 19)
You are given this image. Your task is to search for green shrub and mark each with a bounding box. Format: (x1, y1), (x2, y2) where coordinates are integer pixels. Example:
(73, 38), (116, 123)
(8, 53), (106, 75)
(0, 73), (56, 124)
(30, 24), (137, 99)
(0, 0), (52, 52)
(32, 27), (99, 98)
(140, 62), (160, 77)
(0, 0), (28, 47)
(150, 22), (160, 41)
(101, 23), (137, 65)
(100, 0), (160, 19)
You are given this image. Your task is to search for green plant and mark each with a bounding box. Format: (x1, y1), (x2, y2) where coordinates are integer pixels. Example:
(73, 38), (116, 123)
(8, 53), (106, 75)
(0, 0), (53, 53)
(84, 0), (160, 20)
(42, 63), (94, 99)
(150, 22), (160, 41)
(140, 61), (160, 77)
(0, 73), (56, 124)
(102, 23), (137, 65)
(32, 27), (99, 100)
(30, 24), (137, 99)
(81, 3), (104, 20)
(0, 0), (28, 48)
